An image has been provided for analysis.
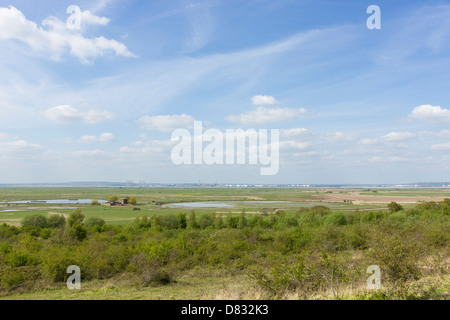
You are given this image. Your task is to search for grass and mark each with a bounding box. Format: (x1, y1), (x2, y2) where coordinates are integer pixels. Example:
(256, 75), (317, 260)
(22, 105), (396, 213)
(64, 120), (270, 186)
(2, 187), (436, 226)
(0, 271), (255, 300)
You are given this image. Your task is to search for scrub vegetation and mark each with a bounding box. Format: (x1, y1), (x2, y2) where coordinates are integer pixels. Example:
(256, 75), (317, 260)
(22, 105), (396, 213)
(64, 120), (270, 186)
(0, 188), (448, 300)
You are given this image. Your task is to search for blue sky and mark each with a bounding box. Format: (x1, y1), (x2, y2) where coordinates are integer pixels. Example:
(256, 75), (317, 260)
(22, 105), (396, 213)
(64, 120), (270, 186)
(1, 0), (450, 184)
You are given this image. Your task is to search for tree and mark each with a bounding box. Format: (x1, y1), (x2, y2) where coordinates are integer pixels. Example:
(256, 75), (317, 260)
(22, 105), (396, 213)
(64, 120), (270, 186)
(128, 196), (137, 205)
(310, 205), (331, 216)
(187, 210), (199, 229)
(176, 212), (187, 229)
(21, 215), (48, 228)
(238, 211), (247, 229)
(67, 209), (84, 227)
(387, 201), (403, 213)
(107, 195), (118, 203)
(47, 214), (66, 228)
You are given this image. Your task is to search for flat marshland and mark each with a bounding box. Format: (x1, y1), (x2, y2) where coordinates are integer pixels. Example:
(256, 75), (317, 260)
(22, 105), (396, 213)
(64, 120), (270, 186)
(0, 187), (448, 300)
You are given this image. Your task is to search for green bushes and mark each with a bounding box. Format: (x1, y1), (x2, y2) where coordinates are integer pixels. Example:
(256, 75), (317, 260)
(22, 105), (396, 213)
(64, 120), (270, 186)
(0, 200), (447, 298)
(85, 217), (106, 228)
(21, 215), (48, 229)
(47, 215), (66, 228)
(324, 212), (347, 226)
(369, 233), (423, 299)
(21, 214), (66, 230)
(6, 250), (34, 267)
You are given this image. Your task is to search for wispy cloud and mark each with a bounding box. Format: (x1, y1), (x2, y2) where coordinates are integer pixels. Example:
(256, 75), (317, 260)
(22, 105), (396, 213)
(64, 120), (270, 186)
(431, 142), (450, 151)
(79, 133), (115, 143)
(227, 107), (307, 125)
(43, 105), (115, 124)
(136, 114), (196, 132)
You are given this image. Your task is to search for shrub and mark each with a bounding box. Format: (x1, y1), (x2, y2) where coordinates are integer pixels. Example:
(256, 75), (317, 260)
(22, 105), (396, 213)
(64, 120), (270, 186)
(309, 205), (331, 216)
(6, 250), (33, 267)
(47, 214), (66, 228)
(67, 209), (84, 227)
(324, 212), (347, 226)
(160, 215), (179, 229)
(388, 202), (404, 213)
(140, 269), (174, 287)
(388, 212), (407, 223)
(41, 249), (77, 282)
(187, 211), (199, 229)
(369, 234), (422, 299)
(85, 217), (106, 228)
(199, 213), (214, 229)
(90, 200), (99, 205)
(128, 196), (137, 205)
(176, 212), (187, 229)
(107, 195), (118, 203)
(21, 215), (47, 229)
(238, 211), (247, 229)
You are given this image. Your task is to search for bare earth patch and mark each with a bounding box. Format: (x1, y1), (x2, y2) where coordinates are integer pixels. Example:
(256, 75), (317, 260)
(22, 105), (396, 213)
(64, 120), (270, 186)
(48, 212), (69, 218)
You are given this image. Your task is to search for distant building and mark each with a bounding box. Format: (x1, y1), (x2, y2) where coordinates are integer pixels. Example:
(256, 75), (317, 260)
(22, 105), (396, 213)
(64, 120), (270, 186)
(120, 198), (128, 205)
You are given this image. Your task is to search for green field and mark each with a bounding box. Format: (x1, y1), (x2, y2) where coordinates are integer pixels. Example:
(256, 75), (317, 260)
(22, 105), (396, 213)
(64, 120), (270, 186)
(0, 187), (403, 226)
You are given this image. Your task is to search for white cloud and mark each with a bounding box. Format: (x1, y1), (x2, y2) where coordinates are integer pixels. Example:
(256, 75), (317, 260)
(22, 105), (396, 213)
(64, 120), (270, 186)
(0, 6), (135, 63)
(251, 95), (279, 106)
(0, 140), (42, 159)
(325, 132), (358, 142)
(408, 104), (450, 123)
(281, 128), (311, 139)
(279, 140), (311, 151)
(43, 105), (115, 124)
(80, 10), (110, 26)
(0, 132), (11, 140)
(431, 142), (450, 151)
(0, 140), (40, 149)
(79, 133), (115, 143)
(227, 107), (307, 125)
(136, 114), (196, 132)
(382, 131), (416, 141)
(369, 156), (410, 163)
(419, 129), (450, 138)
(71, 149), (111, 157)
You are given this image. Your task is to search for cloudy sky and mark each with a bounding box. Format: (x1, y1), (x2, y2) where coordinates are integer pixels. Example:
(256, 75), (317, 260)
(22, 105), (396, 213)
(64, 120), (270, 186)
(1, 0), (450, 184)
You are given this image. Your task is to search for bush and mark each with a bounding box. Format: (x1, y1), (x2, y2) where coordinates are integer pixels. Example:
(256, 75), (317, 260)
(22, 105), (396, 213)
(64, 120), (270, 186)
(47, 214), (66, 228)
(324, 212), (347, 226)
(310, 206), (331, 216)
(369, 234), (422, 299)
(187, 211), (199, 229)
(199, 213), (214, 229)
(6, 250), (33, 267)
(21, 215), (47, 229)
(176, 213), (187, 229)
(388, 202), (404, 213)
(140, 269), (174, 287)
(85, 217), (106, 228)
(107, 195), (118, 203)
(67, 209), (84, 228)
(128, 197), (137, 205)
